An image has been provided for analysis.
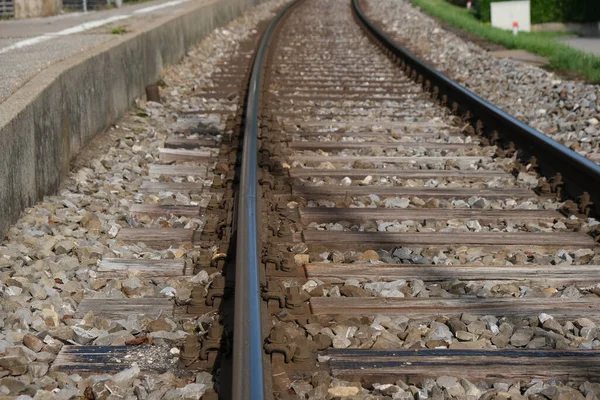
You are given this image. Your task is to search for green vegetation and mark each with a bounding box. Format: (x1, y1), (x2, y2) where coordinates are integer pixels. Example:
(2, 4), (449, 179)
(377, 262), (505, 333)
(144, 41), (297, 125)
(410, 0), (600, 83)
(475, 0), (600, 23)
(111, 26), (128, 34)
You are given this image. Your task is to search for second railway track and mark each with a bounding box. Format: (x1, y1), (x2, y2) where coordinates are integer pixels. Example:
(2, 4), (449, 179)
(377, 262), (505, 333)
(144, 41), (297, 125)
(236, 0), (600, 398)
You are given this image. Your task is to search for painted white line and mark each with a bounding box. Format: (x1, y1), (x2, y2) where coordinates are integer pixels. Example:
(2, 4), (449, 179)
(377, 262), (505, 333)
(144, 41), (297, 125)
(0, 0), (188, 55)
(0, 15), (128, 54)
(133, 0), (188, 14)
(0, 36), (53, 53)
(53, 15), (129, 36)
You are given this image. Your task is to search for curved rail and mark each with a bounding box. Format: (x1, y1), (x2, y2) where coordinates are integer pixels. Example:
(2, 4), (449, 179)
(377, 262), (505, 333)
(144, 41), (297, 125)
(232, 1), (297, 399)
(352, 0), (600, 216)
(234, 0), (600, 397)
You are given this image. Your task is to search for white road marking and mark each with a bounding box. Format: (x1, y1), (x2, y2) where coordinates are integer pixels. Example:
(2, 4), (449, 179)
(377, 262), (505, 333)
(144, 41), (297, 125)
(0, 36), (53, 53)
(0, 0), (189, 55)
(52, 15), (129, 36)
(133, 0), (188, 14)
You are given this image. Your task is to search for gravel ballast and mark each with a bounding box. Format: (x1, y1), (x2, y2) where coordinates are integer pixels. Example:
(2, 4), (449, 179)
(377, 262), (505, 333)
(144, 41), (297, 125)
(363, 0), (600, 164)
(0, 0), (287, 398)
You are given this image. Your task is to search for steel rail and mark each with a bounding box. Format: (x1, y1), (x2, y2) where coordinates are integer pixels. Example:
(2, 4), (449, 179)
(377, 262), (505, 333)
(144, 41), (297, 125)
(232, 1), (298, 399)
(352, 0), (600, 216)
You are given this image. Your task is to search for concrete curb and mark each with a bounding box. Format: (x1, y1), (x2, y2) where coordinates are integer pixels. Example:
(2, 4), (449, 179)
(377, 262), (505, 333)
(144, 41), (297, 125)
(0, 0), (262, 237)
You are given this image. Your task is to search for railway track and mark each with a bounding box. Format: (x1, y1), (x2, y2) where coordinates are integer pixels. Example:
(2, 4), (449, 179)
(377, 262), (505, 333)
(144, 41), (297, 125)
(5, 0), (599, 398)
(40, 11), (280, 399)
(233, 0), (600, 398)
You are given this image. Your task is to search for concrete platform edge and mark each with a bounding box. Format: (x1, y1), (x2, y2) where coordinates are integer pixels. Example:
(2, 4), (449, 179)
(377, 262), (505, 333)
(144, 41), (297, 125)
(0, 0), (262, 238)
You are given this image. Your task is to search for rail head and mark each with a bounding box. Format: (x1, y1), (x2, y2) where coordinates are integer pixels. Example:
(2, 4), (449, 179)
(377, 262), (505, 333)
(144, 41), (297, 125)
(352, 0), (600, 217)
(234, 1), (600, 397)
(232, 1), (298, 399)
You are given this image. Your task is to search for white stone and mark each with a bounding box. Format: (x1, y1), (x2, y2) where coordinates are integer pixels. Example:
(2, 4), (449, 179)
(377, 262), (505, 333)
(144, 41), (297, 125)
(4, 286), (23, 296)
(189, 270), (210, 284)
(160, 287), (177, 297)
(328, 386), (360, 397)
(112, 363), (140, 384)
(301, 280), (319, 292)
(517, 171), (539, 186)
(180, 383), (207, 399)
(384, 197), (409, 208)
(71, 326), (97, 345)
(108, 224), (120, 238)
(317, 354), (331, 363)
(466, 220), (481, 231)
(538, 313), (553, 323)
(332, 336), (351, 349)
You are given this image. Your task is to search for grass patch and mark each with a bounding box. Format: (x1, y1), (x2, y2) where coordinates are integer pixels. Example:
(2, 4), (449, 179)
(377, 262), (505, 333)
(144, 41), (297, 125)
(409, 0), (600, 83)
(111, 26), (128, 35)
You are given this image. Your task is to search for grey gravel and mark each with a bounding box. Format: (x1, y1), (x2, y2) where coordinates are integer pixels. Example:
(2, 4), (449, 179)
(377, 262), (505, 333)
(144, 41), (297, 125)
(365, 0), (600, 164)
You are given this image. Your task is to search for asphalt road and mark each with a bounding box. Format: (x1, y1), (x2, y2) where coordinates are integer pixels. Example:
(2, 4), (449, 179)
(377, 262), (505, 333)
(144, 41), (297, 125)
(0, 0), (193, 104)
(560, 37), (600, 56)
